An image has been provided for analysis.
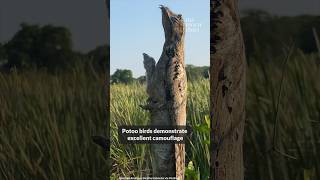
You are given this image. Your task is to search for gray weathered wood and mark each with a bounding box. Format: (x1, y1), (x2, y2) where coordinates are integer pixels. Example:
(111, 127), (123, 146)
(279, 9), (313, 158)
(210, 0), (246, 179)
(142, 6), (187, 179)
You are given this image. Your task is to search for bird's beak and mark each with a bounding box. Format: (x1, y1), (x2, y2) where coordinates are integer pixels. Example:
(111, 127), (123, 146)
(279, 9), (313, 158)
(160, 5), (174, 27)
(160, 5), (172, 20)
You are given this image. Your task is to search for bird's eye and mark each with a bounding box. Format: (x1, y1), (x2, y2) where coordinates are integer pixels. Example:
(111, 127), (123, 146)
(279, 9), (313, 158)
(178, 14), (182, 19)
(171, 16), (178, 23)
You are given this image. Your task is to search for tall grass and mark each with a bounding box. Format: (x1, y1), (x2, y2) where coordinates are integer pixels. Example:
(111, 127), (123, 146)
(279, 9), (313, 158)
(245, 51), (320, 180)
(0, 65), (108, 179)
(0, 51), (319, 179)
(110, 51), (320, 179)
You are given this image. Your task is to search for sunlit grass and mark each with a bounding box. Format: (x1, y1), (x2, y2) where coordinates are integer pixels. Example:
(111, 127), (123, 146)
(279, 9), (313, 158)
(110, 78), (210, 179)
(0, 51), (319, 179)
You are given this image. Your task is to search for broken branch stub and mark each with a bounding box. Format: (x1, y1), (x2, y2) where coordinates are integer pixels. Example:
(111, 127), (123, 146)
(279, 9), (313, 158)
(142, 6), (187, 179)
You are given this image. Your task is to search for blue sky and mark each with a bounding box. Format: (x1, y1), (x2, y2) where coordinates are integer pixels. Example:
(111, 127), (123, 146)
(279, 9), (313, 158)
(110, 0), (210, 77)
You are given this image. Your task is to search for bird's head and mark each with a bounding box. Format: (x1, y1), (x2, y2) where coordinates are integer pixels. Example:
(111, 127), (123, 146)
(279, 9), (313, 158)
(159, 5), (185, 42)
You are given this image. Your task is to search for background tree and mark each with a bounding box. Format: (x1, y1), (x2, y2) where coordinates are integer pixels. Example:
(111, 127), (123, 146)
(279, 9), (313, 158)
(136, 75), (146, 84)
(186, 65), (209, 81)
(4, 23), (74, 71)
(87, 44), (110, 73)
(111, 69), (134, 84)
(241, 11), (320, 63)
(37, 25), (74, 70)
(0, 43), (6, 64)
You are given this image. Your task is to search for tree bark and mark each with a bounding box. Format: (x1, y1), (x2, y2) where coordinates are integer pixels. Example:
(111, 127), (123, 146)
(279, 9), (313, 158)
(142, 6), (187, 179)
(210, 0), (246, 180)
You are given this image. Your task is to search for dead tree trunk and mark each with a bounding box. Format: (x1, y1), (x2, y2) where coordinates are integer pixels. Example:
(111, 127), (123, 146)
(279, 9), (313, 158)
(210, 0), (246, 180)
(142, 6), (187, 179)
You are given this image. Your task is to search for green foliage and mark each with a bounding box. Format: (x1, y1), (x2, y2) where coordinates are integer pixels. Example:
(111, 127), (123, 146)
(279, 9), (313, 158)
(186, 65), (209, 81)
(4, 23), (74, 71)
(87, 45), (109, 73)
(137, 76), (146, 84)
(0, 43), (6, 62)
(109, 65), (210, 85)
(1, 23), (110, 73)
(193, 115), (210, 146)
(241, 10), (320, 62)
(185, 161), (200, 180)
(111, 69), (134, 84)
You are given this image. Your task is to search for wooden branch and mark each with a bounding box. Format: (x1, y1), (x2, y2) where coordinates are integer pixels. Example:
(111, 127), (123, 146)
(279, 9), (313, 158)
(210, 0), (246, 179)
(143, 5), (187, 179)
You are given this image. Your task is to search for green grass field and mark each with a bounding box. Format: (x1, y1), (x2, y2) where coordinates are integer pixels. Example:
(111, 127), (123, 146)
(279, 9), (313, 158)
(110, 79), (210, 179)
(0, 51), (319, 179)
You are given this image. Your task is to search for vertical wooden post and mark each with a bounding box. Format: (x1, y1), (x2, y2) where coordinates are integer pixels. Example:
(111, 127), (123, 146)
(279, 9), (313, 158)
(142, 6), (187, 179)
(210, 0), (246, 179)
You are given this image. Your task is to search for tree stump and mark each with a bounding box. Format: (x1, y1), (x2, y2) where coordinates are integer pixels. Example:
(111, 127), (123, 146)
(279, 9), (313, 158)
(210, 0), (246, 180)
(142, 6), (187, 179)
